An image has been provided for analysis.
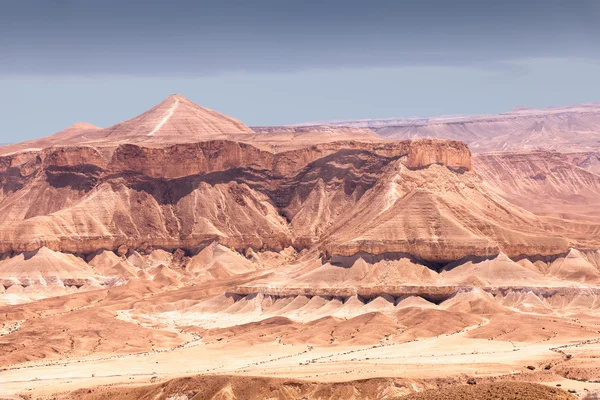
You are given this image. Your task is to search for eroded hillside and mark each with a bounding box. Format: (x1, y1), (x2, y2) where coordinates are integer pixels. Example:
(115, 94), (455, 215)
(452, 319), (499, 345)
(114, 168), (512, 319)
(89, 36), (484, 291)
(2, 96), (600, 400)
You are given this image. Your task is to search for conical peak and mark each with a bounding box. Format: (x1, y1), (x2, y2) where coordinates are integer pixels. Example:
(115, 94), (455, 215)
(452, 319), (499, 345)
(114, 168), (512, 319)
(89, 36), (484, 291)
(102, 93), (254, 140)
(168, 93), (188, 101)
(162, 93), (191, 104)
(566, 248), (584, 258)
(67, 122), (100, 130)
(153, 94), (218, 114)
(51, 121), (101, 139)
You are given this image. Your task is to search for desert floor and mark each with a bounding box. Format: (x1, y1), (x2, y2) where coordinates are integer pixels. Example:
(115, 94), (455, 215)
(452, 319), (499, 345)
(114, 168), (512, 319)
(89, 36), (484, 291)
(3, 314), (600, 398)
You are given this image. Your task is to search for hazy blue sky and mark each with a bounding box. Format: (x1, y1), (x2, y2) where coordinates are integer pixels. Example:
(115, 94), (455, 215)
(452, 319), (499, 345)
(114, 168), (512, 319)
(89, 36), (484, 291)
(1, 1), (599, 142)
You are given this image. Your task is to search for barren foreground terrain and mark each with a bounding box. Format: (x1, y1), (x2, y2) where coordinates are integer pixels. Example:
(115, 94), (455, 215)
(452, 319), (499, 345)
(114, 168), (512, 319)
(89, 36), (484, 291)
(51, 378), (581, 400)
(1, 96), (600, 399)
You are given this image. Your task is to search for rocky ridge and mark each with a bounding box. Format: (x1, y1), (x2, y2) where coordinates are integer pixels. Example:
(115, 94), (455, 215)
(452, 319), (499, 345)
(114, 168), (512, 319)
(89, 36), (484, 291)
(1, 95), (598, 265)
(0, 137), (482, 257)
(306, 102), (600, 153)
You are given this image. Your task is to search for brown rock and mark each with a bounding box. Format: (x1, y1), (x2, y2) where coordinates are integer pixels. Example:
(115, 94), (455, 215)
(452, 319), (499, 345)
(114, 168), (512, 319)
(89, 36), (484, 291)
(117, 245), (128, 257)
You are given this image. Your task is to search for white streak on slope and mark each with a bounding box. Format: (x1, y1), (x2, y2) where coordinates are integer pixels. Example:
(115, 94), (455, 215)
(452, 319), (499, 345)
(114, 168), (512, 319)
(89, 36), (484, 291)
(147, 98), (180, 136)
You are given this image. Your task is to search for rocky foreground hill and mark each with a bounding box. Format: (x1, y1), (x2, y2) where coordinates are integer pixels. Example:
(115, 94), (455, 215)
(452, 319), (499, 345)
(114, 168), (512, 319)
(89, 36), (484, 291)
(1, 95), (600, 399)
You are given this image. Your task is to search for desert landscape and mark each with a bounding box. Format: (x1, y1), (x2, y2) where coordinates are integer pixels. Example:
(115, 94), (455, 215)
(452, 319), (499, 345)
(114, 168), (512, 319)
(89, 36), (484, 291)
(1, 95), (600, 399)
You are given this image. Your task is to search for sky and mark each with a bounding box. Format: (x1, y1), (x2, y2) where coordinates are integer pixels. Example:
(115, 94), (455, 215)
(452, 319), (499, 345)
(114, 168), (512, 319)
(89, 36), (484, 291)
(1, 0), (600, 142)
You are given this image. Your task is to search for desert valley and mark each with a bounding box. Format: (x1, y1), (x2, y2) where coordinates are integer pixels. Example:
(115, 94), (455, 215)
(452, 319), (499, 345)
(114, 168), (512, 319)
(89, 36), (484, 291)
(1, 95), (600, 399)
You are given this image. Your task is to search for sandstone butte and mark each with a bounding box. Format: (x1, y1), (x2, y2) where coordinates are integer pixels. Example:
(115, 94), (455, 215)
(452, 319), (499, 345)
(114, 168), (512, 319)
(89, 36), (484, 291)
(1, 95), (600, 400)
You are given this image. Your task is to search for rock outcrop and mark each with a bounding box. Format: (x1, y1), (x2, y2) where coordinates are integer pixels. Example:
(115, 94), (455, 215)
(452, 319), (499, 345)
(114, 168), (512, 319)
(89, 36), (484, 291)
(0, 137), (477, 256)
(406, 138), (471, 170)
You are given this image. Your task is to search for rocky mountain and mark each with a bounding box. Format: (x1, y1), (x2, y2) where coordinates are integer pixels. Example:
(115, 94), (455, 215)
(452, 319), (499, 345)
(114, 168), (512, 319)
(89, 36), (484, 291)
(0, 95), (384, 156)
(2, 95), (600, 399)
(1, 99), (595, 262)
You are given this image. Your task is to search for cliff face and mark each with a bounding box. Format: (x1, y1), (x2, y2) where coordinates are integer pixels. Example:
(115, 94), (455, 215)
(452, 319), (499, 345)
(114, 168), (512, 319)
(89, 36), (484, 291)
(0, 137), (597, 261)
(110, 142), (272, 179)
(0, 138), (472, 180)
(272, 139), (471, 176)
(405, 139), (471, 170)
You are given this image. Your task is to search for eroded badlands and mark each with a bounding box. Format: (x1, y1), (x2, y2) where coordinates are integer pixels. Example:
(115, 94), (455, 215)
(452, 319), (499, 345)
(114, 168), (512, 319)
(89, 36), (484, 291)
(1, 96), (599, 399)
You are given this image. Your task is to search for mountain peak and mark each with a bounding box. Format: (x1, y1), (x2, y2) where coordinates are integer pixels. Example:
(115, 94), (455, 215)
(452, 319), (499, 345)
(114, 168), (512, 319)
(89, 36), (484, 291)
(67, 122), (101, 130)
(161, 93), (192, 105)
(101, 94), (254, 141)
(50, 121), (101, 140)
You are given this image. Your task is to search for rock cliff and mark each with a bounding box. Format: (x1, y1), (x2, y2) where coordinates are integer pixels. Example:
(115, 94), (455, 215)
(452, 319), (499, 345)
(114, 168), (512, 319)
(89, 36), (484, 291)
(0, 134), (597, 261)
